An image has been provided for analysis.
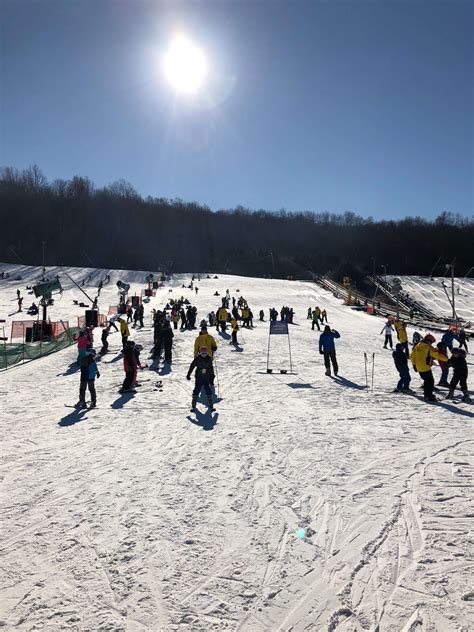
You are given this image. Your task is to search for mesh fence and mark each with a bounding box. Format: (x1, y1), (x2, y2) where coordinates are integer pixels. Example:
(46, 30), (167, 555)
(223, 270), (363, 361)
(0, 326), (80, 370)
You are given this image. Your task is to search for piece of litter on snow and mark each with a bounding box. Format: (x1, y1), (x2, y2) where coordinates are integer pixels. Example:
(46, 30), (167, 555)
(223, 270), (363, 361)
(296, 528), (305, 539)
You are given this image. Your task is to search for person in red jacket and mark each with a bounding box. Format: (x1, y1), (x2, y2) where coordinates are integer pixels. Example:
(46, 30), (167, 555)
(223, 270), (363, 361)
(120, 340), (137, 393)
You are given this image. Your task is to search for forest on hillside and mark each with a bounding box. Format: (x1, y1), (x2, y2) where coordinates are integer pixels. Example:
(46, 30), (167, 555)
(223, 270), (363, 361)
(1, 165), (473, 283)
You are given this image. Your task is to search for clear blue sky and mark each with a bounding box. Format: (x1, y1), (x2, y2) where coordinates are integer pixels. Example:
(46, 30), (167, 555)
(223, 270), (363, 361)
(1, 0), (472, 219)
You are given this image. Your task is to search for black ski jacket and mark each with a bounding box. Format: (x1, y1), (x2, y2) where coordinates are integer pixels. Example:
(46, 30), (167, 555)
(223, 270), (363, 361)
(392, 348), (408, 372)
(187, 355), (215, 382)
(447, 353), (468, 377)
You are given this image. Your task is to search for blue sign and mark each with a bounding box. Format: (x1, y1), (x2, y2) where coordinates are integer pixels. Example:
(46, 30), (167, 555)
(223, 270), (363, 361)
(270, 321), (289, 335)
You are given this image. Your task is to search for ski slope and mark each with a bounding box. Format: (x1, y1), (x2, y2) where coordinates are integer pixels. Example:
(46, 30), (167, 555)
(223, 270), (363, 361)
(387, 275), (474, 323)
(1, 265), (473, 632)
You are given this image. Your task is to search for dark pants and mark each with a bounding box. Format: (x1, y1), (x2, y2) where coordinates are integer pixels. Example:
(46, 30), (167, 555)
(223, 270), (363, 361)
(384, 335), (393, 348)
(419, 370), (435, 398)
(219, 321), (226, 332)
(399, 341), (409, 357)
(79, 379), (96, 404)
(192, 378), (213, 403)
(122, 370), (135, 391)
(312, 321), (320, 331)
(323, 351), (338, 374)
(164, 344), (172, 363)
(231, 330), (238, 344)
(100, 339), (108, 354)
(122, 335), (128, 350)
(173, 321), (178, 330)
(450, 373), (467, 392)
(397, 369), (411, 390)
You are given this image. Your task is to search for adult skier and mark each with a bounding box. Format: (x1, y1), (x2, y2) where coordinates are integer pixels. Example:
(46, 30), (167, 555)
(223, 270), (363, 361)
(319, 325), (340, 376)
(410, 334), (447, 401)
(186, 347), (216, 411)
(194, 325), (217, 358)
(119, 317), (130, 351)
(216, 305), (229, 332)
(120, 340), (137, 393)
(162, 320), (174, 364)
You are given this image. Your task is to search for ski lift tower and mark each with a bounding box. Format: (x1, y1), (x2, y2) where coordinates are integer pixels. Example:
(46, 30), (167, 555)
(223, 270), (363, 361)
(116, 280), (130, 313)
(391, 277), (403, 318)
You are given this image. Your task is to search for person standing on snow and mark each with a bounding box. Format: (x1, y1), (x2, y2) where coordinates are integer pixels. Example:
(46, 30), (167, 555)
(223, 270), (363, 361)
(457, 328), (469, 352)
(410, 334), (447, 401)
(120, 340), (137, 393)
(311, 308), (321, 331)
(162, 320), (174, 364)
(186, 347), (216, 411)
(446, 348), (471, 402)
(230, 316), (239, 345)
(119, 317), (130, 351)
(194, 325), (217, 358)
(441, 329), (459, 352)
(319, 325), (341, 376)
(392, 343), (411, 392)
(380, 321), (394, 349)
(216, 305), (229, 332)
(77, 348), (100, 408)
(393, 319), (409, 356)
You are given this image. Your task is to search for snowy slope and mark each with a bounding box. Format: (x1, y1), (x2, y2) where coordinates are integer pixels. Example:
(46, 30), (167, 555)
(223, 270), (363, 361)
(387, 275), (474, 323)
(1, 266), (473, 632)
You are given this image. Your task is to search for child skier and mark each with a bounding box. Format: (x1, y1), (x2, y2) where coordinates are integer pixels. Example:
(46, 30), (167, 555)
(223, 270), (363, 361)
(392, 343), (411, 392)
(446, 348), (471, 402)
(77, 348), (100, 408)
(120, 340), (137, 393)
(186, 347), (216, 411)
(230, 316), (239, 345)
(380, 321), (394, 349)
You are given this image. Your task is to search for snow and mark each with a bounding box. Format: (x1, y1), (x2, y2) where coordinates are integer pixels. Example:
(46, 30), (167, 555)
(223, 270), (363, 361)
(387, 275), (474, 323)
(1, 265), (473, 631)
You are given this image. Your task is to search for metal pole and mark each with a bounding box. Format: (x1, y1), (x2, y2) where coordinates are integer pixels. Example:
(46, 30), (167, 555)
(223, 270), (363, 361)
(287, 332), (293, 374)
(266, 330), (271, 372)
(42, 241), (45, 269)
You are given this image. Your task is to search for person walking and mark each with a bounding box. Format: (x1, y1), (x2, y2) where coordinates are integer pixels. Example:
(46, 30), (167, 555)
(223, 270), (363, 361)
(446, 348), (471, 402)
(410, 334), (447, 401)
(120, 340), (137, 393)
(319, 325), (340, 376)
(392, 343), (411, 392)
(380, 321), (394, 349)
(162, 320), (174, 364)
(216, 305), (229, 332)
(230, 316), (239, 345)
(186, 347), (216, 411)
(76, 348), (100, 408)
(311, 308), (321, 331)
(119, 317), (130, 351)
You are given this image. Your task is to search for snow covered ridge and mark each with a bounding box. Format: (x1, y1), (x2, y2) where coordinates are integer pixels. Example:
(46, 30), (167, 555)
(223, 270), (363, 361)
(387, 275), (474, 322)
(1, 264), (473, 631)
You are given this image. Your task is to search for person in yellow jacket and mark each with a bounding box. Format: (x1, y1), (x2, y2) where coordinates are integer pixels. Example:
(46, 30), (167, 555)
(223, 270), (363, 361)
(119, 317), (130, 350)
(241, 306), (250, 328)
(230, 317), (239, 345)
(410, 334), (447, 401)
(394, 319), (409, 356)
(216, 306), (229, 332)
(194, 326), (217, 358)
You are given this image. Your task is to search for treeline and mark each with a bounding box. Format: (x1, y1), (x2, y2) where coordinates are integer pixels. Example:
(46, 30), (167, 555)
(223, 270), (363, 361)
(1, 165), (473, 282)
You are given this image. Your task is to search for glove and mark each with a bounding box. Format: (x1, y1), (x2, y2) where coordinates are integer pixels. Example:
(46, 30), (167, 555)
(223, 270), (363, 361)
(319, 350), (324, 355)
(96, 372), (100, 379)
(186, 375), (191, 381)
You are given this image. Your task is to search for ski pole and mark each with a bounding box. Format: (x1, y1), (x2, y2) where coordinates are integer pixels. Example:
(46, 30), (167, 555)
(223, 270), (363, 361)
(371, 353), (375, 391)
(364, 352), (368, 389)
(213, 353), (220, 398)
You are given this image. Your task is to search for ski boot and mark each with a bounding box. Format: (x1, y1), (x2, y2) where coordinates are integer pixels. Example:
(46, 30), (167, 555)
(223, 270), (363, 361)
(446, 389), (454, 400)
(75, 401), (87, 409)
(462, 391), (471, 403)
(89, 401), (97, 408)
(424, 394), (437, 402)
(190, 397), (197, 412)
(325, 369), (331, 377)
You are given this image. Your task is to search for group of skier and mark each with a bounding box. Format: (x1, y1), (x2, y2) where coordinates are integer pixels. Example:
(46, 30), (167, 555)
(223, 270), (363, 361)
(308, 306), (328, 331)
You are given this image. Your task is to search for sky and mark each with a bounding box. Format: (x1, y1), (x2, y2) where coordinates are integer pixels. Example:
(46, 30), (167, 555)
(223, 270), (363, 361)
(1, 0), (473, 220)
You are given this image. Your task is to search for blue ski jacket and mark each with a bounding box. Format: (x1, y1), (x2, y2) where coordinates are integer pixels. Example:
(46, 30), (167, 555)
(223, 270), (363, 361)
(319, 330), (340, 353)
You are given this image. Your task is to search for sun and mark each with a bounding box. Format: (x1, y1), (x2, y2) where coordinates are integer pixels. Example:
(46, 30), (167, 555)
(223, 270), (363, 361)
(163, 35), (207, 95)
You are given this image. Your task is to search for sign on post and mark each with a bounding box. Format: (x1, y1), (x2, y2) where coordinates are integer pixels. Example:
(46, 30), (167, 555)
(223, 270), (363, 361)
(267, 320), (294, 374)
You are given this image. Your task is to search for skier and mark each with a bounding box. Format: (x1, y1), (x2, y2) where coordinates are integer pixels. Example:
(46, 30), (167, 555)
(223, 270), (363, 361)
(446, 348), (470, 402)
(412, 331), (422, 347)
(119, 317), (130, 351)
(126, 305), (133, 323)
(393, 319), (409, 356)
(410, 334), (447, 401)
(321, 309), (328, 323)
(319, 325), (341, 376)
(76, 348), (100, 408)
(311, 308), (321, 331)
(120, 340), (137, 393)
(392, 343), (411, 392)
(216, 305), (229, 332)
(242, 305), (250, 328)
(436, 342), (450, 387)
(17, 296), (23, 312)
(194, 325), (217, 358)
(230, 316), (239, 345)
(380, 321), (394, 349)
(162, 320), (174, 364)
(259, 309), (265, 321)
(186, 347), (215, 411)
(441, 328), (458, 352)
(138, 303), (144, 328)
(307, 307), (312, 320)
(100, 324), (112, 354)
(132, 344), (143, 386)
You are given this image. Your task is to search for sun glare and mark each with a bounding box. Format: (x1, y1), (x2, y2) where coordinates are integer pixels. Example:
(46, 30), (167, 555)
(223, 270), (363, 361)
(163, 35), (207, 95)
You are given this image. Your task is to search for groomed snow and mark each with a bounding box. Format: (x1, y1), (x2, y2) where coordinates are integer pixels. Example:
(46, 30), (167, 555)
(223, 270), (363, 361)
(1, 265), (473, 631)
(387, 276), (474, 323)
